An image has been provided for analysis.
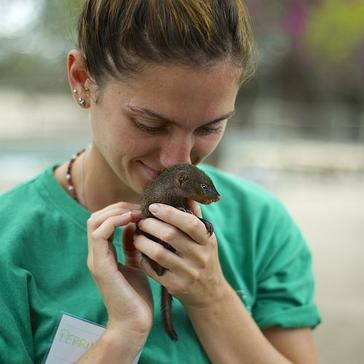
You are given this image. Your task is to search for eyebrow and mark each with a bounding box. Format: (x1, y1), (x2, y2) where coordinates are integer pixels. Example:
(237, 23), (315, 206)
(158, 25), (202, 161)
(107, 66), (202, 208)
(127, 105), (235, 126)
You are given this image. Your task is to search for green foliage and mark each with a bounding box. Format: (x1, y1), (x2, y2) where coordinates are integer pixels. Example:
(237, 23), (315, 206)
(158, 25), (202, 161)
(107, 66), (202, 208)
(0, 0), (84, 91)
(38, 0), (83, 46)
(306, 0), (364, 64)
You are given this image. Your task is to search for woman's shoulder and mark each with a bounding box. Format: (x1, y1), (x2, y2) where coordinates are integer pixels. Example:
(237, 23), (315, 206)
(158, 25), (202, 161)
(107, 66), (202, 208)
(0, 165), (68, 255)
(0, 166), (59, 238)
(199, 163), (284, 213)
(0, 177), (38, 213)
(199, 164), (305, 250)
(0, 168), (48, 212)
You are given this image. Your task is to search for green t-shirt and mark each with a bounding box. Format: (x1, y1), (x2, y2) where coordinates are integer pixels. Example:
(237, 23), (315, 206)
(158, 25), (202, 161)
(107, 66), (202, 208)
(0, 164), (320, 363)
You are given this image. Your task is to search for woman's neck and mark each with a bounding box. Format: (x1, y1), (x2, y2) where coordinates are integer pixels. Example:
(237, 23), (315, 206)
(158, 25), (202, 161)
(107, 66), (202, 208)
(54, 145), (141, 212)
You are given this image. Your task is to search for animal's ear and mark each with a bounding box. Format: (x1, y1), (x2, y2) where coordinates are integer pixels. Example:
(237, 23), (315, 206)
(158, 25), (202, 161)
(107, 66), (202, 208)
(175, 171), (189, 187)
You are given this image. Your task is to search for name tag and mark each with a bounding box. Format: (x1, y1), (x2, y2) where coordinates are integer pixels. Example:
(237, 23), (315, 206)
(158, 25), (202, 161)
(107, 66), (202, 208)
(45, 313), (141, 364)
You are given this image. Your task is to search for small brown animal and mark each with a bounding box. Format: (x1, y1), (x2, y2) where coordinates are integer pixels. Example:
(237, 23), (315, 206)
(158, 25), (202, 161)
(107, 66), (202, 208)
(139, 163), (220, 341)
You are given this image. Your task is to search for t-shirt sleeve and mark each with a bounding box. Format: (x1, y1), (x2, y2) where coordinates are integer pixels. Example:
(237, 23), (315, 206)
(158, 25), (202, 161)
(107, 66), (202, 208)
(252, 198), (321, 330)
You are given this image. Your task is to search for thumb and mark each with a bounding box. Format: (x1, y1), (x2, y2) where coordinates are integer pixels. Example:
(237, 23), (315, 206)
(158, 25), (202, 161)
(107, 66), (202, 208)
(122, 223), (140, 268)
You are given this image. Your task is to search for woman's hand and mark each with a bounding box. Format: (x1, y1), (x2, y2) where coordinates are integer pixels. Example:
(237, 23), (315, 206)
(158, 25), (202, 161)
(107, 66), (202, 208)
(134, 201), (229, 310)
(86, 202), (153, 339)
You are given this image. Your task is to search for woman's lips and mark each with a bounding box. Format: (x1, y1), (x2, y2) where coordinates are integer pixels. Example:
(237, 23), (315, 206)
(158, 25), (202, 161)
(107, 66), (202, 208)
(140, 161), (162, 179)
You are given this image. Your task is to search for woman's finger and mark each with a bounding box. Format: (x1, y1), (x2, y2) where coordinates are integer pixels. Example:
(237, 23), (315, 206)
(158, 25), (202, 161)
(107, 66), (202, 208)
(148, 204), (212, 244)
(89, 206), (141, 230)
(91, 212), (135, 241)
(138, 218), (198, 257)
(134, 234), (184, 273)
(139, 255), (163, 281)
(88, 213), (136, 268)
(91, 201), (141, 218)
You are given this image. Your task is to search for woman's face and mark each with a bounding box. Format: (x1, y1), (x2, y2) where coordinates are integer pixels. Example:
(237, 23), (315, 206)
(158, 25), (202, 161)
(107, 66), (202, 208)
(89, 61), (240, 196)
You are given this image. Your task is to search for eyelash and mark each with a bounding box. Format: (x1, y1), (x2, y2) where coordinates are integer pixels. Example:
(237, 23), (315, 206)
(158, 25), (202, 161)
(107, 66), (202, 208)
(132, 119), (224, 136)
(133, 120), (165, 134)
(197, 125), (224, 135)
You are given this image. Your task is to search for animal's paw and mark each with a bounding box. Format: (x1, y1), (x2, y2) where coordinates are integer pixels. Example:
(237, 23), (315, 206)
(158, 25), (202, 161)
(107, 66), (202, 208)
(198, 217), (214, 236)
(177, 207), (193, 214)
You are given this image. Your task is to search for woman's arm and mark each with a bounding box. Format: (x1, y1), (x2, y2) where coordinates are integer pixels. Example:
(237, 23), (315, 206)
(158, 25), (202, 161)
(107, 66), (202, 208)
(135, 203), (319, 364)
(77, 202), (152, 364)
(185, 284), (319, 364)
(264, 327), (319, 364)
(76, 327), (145, 364)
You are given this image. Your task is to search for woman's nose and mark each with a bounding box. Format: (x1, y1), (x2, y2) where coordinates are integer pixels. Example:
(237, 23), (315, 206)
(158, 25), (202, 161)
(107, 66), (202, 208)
(160, 133), (194, 167)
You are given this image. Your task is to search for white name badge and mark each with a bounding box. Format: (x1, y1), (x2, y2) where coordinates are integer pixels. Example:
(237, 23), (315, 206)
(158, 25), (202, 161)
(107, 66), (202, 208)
(45, 313), (141, 364)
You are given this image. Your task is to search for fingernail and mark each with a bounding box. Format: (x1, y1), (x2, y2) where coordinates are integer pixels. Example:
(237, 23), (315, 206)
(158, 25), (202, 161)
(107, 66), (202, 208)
(149, 203), (160, 214)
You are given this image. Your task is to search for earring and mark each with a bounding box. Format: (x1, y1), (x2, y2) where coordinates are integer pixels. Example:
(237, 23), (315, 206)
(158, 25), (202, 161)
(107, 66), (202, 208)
(73, 89), (77, 94)
(78, 97), (86, 107)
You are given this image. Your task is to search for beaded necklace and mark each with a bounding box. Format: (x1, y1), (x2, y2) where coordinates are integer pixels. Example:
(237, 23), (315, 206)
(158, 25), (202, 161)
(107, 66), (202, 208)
(66, 149), (86, 201)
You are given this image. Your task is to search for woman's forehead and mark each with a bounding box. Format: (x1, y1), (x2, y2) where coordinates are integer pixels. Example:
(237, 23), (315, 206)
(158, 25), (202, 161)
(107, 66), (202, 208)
(98, 65), (238, 126)
(105, 61), (240, 88)
(102, 62), (240, 105)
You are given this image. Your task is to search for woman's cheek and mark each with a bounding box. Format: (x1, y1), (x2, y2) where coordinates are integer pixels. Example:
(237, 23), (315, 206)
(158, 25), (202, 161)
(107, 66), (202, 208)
(197, 135), (223, 160)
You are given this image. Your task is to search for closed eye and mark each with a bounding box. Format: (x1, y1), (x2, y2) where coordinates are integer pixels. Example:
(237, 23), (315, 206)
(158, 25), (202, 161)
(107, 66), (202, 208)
(195, 119), (227, 136)
(132, 118), (167, 134)
(131, 117), (228, 136)
(195, 124), (224, 136)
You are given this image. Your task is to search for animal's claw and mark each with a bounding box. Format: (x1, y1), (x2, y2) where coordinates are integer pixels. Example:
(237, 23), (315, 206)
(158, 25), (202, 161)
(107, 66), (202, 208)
(199, 217), (214, 236)
(177, 207), (193, 214)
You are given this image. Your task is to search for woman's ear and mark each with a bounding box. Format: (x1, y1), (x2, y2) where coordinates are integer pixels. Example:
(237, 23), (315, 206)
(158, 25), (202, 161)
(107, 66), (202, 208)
(67, 49), (90, 108)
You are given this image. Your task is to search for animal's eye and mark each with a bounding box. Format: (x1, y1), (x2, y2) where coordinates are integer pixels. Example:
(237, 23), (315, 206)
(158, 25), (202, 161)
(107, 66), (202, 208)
(201, 184), (208, 190)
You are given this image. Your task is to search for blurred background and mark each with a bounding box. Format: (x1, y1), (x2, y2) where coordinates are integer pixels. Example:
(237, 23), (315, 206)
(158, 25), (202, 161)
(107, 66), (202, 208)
(0, 1), (363, 362)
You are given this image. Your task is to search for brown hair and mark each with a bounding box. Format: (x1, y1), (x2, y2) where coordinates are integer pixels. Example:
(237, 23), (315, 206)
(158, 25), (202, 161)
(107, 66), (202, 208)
(78, 0), (254, 86)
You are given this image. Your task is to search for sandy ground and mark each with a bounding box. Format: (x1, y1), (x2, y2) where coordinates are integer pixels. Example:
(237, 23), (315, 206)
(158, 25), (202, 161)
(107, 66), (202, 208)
(221, 137), (364, 363)
(271, 176), (364, 364)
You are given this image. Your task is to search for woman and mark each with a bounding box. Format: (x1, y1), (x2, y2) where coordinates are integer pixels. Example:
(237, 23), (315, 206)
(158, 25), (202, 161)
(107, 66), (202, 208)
(0, 1), (320, 363)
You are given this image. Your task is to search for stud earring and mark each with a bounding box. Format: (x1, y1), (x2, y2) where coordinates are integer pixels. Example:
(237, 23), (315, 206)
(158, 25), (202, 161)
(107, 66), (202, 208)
(73, 89), (77, 94)
(78, 97), (86, 107)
